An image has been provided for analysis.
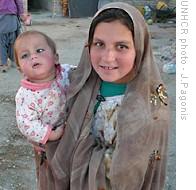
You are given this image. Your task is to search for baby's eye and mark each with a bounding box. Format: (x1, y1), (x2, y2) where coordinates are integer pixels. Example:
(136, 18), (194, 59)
(36, 48), (45, 53)
(21, 53), (29, 59)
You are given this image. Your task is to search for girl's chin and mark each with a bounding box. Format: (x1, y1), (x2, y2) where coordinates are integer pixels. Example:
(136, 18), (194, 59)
(100, 76), (130, 84)
(99, 76), (117, 83)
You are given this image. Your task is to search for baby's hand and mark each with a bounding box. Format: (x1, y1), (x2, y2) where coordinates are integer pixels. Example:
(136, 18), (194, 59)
(48, 126), (64, 141)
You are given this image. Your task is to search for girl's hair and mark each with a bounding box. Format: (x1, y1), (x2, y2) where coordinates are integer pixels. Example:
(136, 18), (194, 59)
(14, 30), (57, 68)
(88, 8), (134, 47)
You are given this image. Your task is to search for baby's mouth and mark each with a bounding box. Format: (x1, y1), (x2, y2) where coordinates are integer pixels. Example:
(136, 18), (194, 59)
(32, 63), (40, 68)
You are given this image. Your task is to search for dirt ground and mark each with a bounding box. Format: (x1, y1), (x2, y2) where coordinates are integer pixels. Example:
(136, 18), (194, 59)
(0, 12), (176, 190)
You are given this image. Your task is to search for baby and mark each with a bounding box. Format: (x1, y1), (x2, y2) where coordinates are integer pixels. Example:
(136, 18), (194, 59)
(14, 30), (72, 155)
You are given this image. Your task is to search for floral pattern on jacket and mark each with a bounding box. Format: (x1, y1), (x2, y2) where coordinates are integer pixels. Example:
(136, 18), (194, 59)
(15, 64), (72, 144)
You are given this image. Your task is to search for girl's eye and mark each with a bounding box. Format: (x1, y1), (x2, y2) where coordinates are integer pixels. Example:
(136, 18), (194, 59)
(117, 44), (129, 50)
(93, 41), (104, 48)
(36, 48), (45, 53)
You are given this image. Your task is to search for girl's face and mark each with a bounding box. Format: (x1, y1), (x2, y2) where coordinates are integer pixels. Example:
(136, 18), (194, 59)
(15, 34), (58, 83)
(90, 20), (136, 83)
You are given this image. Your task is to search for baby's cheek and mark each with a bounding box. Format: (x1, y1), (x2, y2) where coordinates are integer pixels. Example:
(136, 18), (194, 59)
(21, 62), (30, 72)
(45, 54), (56, 66)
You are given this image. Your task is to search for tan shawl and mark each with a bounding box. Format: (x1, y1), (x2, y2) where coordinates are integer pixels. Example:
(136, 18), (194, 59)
(44, 2), (170, 190)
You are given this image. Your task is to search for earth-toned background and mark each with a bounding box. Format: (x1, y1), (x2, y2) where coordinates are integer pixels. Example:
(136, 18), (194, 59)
(0, 12), (176, 190)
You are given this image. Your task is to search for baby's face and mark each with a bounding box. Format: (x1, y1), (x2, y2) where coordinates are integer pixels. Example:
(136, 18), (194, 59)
(15, 34), (58, 83)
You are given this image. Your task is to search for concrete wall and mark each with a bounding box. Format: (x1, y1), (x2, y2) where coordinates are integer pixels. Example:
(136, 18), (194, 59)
(39, 0), (53, 10)
(28, 0), (51, 10)
(28, 0), (63, 16)
(27, 0), (175, 15)
(98, 0), (175, 7)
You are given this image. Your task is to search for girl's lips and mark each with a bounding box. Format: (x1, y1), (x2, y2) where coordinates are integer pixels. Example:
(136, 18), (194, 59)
(100, 65), (118, 70)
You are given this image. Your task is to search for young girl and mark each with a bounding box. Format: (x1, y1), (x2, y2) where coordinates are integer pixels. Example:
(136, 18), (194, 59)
(14, 30), (73, 188)
(46, 2), (170, 190)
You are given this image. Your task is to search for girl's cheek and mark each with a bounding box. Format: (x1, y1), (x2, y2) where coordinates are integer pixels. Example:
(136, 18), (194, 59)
(90, 51), (100, 63)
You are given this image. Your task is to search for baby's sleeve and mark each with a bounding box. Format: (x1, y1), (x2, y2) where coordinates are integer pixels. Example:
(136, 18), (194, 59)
(15, 89), (52, 144)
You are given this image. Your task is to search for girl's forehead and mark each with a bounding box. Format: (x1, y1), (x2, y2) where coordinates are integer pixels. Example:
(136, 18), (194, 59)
(96, 20), (131, 33)
(94, 21), (133, 39)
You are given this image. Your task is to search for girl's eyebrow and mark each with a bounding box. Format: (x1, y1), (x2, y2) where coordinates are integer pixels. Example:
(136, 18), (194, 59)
(116, 41), (133, 45)
(93, 37), (132, 44)
(92, 37), (103, 41)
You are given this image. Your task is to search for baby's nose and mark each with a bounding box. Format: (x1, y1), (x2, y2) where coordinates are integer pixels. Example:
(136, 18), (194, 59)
(31, 53), (38, 59)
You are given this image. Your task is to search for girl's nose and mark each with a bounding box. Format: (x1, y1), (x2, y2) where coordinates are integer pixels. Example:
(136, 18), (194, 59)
(102, 49), (116, 63)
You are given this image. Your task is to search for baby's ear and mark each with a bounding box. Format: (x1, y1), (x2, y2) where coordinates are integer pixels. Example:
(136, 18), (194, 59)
(55, 53), (59, 64)
(17, 66), (22, 72)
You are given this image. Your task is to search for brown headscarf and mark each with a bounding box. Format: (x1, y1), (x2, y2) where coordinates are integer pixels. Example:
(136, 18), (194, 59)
(46, 2), (170, 190)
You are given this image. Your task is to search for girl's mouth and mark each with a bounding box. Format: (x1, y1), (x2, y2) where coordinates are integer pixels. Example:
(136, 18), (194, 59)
(100, 66), (118, 70)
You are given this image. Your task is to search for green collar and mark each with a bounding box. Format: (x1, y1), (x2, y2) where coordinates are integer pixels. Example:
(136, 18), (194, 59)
(94, 81), (127, 114)
(100, 81), (127, 97)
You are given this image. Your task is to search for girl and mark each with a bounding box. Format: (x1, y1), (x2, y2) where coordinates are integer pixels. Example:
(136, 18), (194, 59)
(49, 2), (170, 190)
